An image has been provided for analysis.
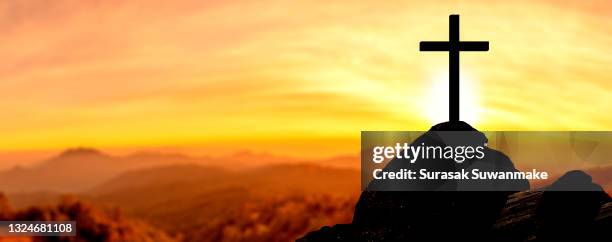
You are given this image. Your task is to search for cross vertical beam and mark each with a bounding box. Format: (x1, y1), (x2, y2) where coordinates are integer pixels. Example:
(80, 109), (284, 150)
(419, 14), (489, 122)
(449, 15), (460, 121)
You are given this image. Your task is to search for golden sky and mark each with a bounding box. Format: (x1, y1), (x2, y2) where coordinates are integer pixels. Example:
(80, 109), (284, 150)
(0, 0), (611, 161)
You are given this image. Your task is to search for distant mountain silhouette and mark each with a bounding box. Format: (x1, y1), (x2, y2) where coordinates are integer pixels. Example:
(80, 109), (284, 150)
(0, 148), (357, 194)
(57, 147), (107, 158)
(0, 148), (199, 193)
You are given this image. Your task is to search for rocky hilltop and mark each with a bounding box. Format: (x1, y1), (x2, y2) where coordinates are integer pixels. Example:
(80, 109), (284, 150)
(298, 189), (611, 242)
(493, 190), (611, 242)
(299, 122), (612, 242)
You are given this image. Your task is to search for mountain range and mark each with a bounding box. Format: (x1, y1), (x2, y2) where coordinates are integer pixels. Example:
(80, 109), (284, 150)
(1, 148), (361, 242)
(2, 146), (611, 242)
(0, 148), (358, 194)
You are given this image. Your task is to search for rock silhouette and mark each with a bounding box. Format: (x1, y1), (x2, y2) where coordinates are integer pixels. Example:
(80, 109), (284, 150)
(298, 122), (611, 242)
(533, 170), (611, 242)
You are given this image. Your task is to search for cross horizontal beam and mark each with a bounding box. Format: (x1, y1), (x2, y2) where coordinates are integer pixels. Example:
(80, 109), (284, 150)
(419, 41), (489, 52)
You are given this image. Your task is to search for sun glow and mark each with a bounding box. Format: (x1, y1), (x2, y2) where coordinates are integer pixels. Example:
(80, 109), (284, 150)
(0, 0), (610, 156)
(424, 71), (481, 125)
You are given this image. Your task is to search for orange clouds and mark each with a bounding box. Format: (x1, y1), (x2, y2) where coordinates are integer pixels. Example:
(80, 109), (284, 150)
(0, 0), (610, 157)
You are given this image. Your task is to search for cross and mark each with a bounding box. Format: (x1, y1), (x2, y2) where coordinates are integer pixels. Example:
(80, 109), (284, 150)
(419, 14), (489, 122)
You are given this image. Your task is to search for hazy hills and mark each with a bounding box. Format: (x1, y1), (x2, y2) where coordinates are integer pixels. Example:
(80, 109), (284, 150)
(1, 148), (360, 242)
(0, 148), (199, 193)
(0, 147), (358, 193)
(2, 147), (611, 241)
(89, 164), (230, 194)
(88, 163), (359, 241)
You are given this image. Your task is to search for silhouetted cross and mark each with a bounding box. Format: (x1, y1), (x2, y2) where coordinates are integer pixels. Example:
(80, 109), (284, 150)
(420, 14), (489, 122)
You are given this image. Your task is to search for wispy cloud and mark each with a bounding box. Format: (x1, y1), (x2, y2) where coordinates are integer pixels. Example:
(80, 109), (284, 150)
(0, 0), (610, 155)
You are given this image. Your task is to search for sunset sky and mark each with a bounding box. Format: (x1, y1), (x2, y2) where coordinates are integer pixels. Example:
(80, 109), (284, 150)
(1, 0), (611, 164)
